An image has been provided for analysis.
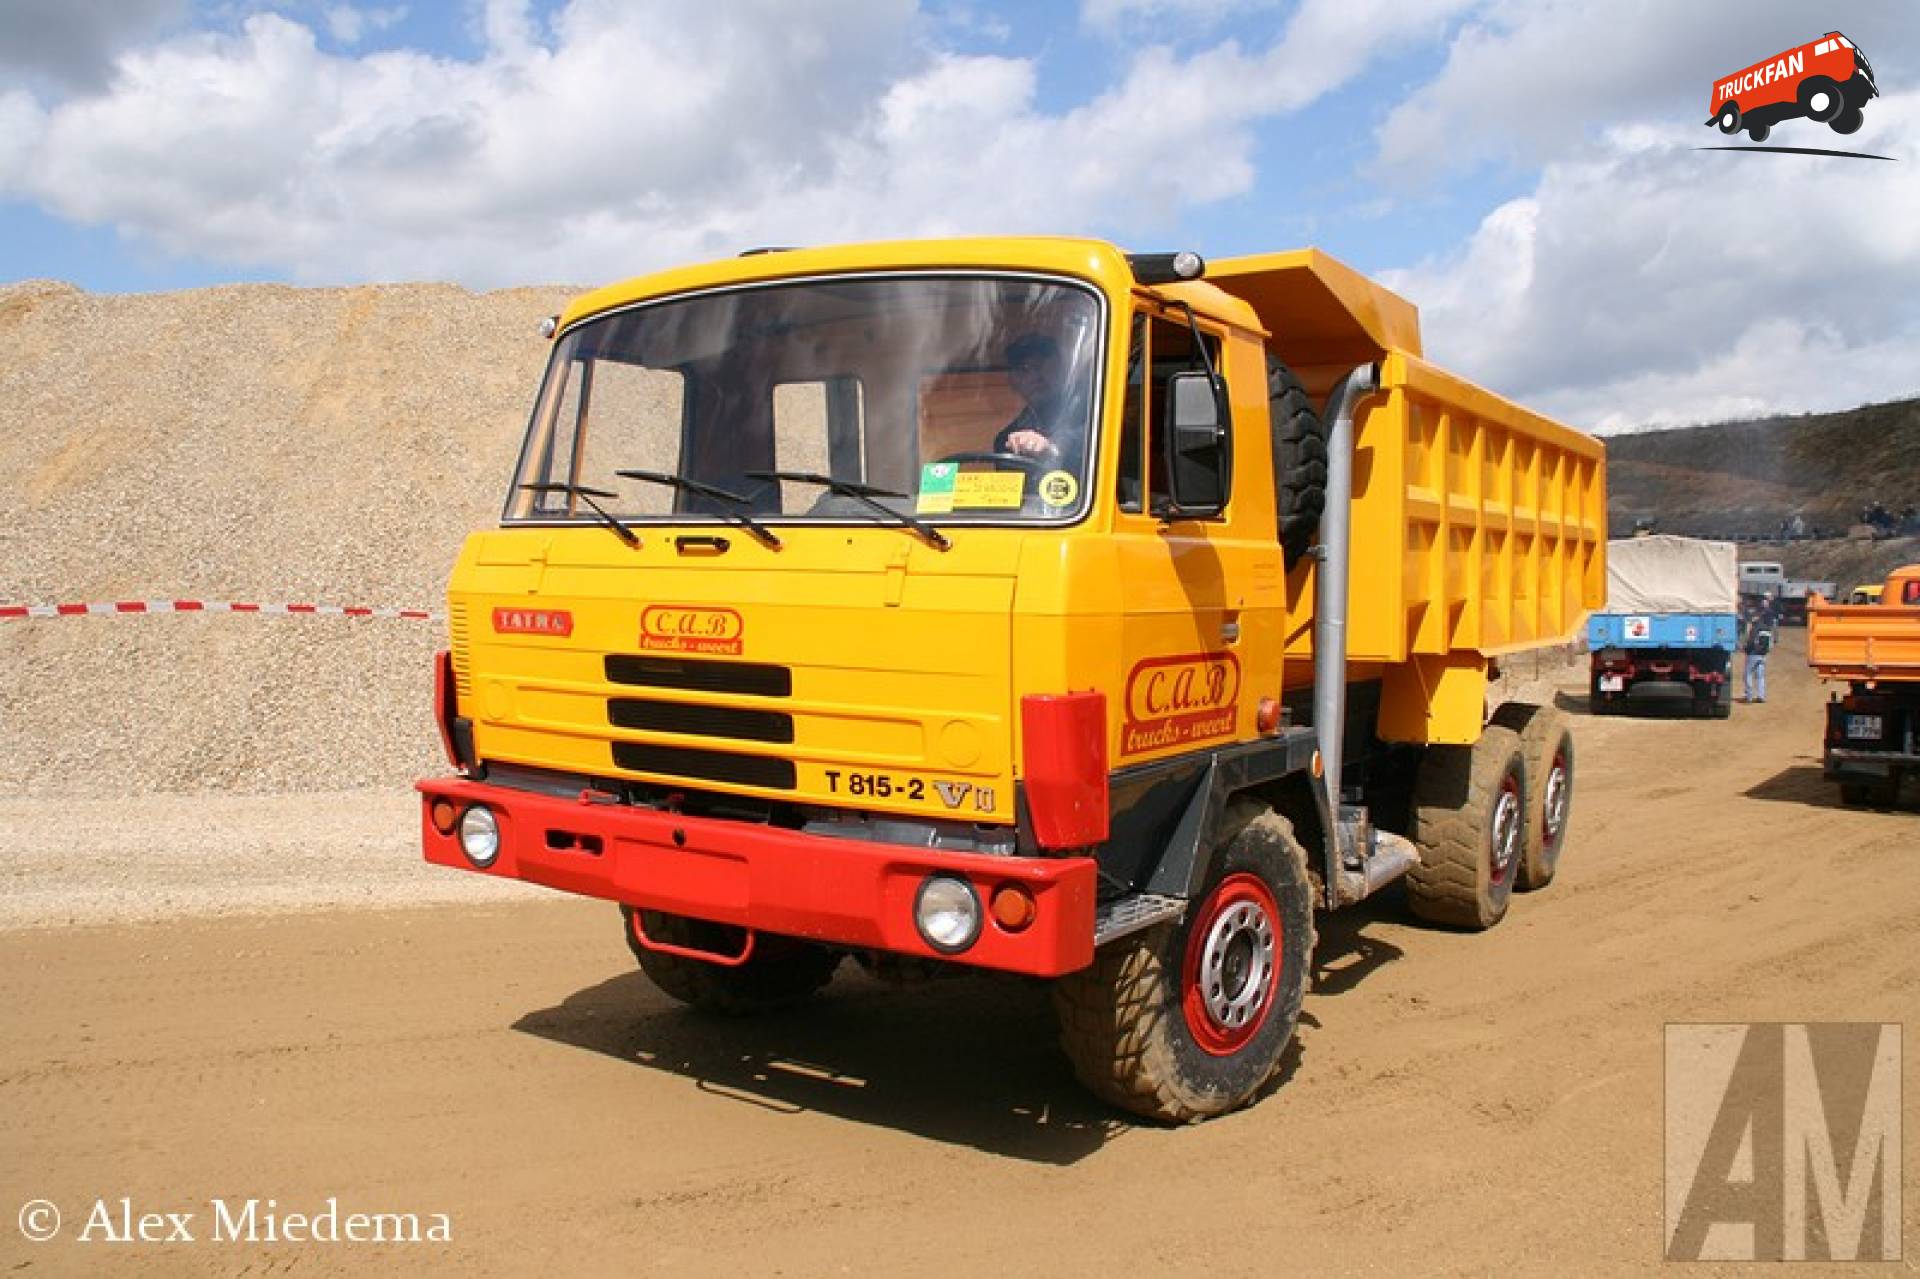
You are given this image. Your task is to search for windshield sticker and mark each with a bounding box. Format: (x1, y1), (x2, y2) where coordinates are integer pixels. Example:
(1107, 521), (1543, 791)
(915, 465), (1027, 513)
(1038, 470), (1079, 508)
(916, 462), (958, 513)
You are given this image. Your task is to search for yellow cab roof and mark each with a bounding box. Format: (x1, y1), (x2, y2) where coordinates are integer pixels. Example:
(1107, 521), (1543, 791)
(554, 238), (1425, 366)
(556, 237), (1138, 332)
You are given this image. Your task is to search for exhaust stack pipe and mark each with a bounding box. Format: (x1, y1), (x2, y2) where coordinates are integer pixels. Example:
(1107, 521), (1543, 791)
(1312, 363), (1381, 904)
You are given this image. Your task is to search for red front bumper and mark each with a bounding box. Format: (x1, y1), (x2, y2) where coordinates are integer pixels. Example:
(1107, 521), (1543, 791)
(417, 777), (1098, 977)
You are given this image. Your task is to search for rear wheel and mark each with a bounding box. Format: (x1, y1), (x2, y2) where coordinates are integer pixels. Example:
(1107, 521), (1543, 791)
(1747, 121), (1771, 143)
(1489, 703), (1574, 891)
(1052, 802), (1315, 1123)
(621, 907), (841, 1015)
(1716, 103), (1741, 134)
(1406, 726), (1527, 930)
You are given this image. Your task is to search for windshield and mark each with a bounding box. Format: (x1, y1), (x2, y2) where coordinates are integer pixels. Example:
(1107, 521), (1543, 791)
(505, 274), (1104, 528)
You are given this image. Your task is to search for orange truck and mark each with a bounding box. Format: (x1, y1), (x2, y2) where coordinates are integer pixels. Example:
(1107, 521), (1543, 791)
(1706, 31), (1878, 143)
(1807, 566), (1920, 806)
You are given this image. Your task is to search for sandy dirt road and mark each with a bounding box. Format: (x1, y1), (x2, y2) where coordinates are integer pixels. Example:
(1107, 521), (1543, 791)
(2, 629), (1915, 1276)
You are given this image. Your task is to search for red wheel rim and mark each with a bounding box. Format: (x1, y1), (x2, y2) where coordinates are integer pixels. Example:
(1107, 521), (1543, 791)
(1489, 772), (1522, 888)
(1181, 872), (1283, 1056)
(1542, 749), (1569, 852)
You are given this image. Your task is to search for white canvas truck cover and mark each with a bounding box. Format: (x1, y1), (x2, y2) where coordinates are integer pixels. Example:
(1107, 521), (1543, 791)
(1604, 535), (1739, 613)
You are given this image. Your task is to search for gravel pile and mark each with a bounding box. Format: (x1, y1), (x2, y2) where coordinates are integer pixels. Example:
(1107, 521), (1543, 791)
(1, 278), (576, 795)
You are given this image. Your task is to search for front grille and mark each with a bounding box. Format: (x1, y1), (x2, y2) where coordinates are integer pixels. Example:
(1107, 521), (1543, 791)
(612, 741), (797, 790)
(608, 698), (794, 743)
(606, 654), (792, 698)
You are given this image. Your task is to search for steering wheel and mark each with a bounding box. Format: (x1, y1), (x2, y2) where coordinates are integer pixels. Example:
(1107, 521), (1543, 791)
(934, 450), (1053, 478)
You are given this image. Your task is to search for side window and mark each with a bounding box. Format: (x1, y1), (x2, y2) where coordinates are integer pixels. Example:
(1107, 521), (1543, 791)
(1143, 311), (1221, 514)
(1116, 313), (1146, 512)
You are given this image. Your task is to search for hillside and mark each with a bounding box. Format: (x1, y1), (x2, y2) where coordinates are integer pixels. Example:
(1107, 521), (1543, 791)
(1605, 396), (1920, 539)
(0, 279), (575, 794)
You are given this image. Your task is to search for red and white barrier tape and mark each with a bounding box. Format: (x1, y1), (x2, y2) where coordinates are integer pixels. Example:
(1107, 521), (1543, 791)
(0, 600), (442, 621)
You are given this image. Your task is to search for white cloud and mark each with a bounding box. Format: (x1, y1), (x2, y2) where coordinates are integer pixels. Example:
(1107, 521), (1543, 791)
(0, 0), (183, 93)
(325, 4), (405, 47)
(1381, 96), (1920, 432)
(0, 0), (1431, 287)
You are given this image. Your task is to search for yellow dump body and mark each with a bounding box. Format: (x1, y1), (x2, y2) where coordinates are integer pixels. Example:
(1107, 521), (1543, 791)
(1808, 566), (1920, 682)
(1204, 254), (1607, 742)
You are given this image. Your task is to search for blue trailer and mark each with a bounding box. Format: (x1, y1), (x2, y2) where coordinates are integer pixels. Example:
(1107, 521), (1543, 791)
(1588, 536), (1741, 718)
(1588, 612), (1738, 717)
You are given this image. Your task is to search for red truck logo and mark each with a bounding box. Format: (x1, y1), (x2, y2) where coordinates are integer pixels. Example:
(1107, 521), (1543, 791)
(1707, 32), (1878, 143)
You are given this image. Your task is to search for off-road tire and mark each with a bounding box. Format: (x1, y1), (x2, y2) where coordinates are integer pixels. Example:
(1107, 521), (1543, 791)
(1747, 121), (1771, 143)
(1052, 802), (1315, 1123)
(1489, 703), (1574, 892)
(1270, 356), (1328, 567)
(1830, 106), (1864, 135)
(1406, 726), (1527, 930)
(1716, 103), (1741, 134)
(621, 907), (841, 1015)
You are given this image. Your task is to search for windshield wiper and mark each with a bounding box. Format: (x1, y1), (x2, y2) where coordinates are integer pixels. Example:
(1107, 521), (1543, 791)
(614, 470), (782, 550)
(517, 482), (640, 548)
(746, 471), (951, 551)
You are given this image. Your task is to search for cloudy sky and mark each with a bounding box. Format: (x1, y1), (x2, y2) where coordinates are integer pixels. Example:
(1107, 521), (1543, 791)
(2, 0), (1917, 432)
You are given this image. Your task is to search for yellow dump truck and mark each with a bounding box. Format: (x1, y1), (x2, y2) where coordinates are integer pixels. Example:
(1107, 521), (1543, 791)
(1808, 565), (1920, 806)
(420, 238), (1606, 1120)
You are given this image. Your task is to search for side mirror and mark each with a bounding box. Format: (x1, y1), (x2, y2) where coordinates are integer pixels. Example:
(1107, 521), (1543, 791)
(1160, 370), (1232, 518)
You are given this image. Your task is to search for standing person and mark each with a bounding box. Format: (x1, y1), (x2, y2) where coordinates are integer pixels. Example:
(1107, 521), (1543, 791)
(1741, 598), (1775, 703)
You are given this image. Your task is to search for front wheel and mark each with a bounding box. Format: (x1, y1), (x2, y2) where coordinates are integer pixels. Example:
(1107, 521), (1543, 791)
(1052, 803), (1315, 1123)
(1830, 106), (1865, 135)
(1799, 76), (1843, 122)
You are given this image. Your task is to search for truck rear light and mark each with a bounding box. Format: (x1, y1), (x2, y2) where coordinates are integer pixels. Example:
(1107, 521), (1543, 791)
(1020, 692), (1109, 849)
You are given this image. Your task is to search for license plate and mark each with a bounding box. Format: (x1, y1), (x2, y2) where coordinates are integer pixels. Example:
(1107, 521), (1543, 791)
(1846, 714), (1882, 740)
(1599, 674), (1625, 693)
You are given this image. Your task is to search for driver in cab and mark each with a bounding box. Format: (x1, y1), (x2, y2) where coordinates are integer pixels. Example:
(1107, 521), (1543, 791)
(993, 333), (1087, 465)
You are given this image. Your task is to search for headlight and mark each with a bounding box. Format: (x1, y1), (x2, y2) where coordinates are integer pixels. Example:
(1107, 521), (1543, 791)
(459, 805), (501, 867)
(914, 875), (981, 953)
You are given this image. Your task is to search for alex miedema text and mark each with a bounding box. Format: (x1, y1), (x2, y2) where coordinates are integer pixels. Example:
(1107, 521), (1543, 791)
(77, 1197), (452, 1245)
